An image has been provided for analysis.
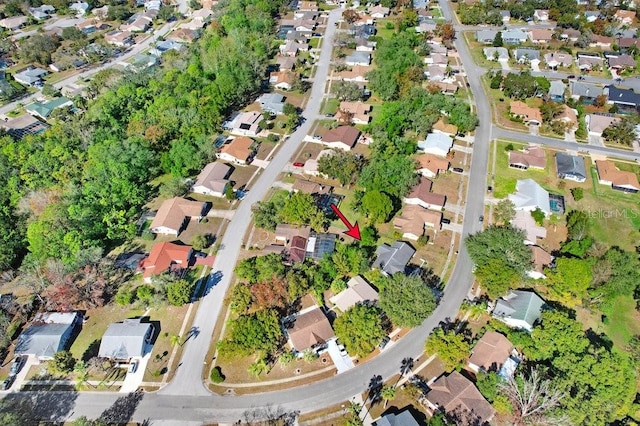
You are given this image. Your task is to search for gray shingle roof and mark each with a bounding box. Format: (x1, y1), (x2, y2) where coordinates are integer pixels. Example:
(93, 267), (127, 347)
(374, 410), (420, 426)
(556, 153), (586, 180)
(15, 323), (74, 359)
(98, 319), (153, 360)
(374, 241), (415, 275)
(493, 290), (545, 328)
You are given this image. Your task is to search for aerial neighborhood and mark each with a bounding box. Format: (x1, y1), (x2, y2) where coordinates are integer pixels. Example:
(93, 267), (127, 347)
(0, 0), (639, 425)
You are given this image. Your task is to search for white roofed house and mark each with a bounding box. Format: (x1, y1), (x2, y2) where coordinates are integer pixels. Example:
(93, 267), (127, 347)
(329, 276), (379, 312)
(98, 318), (155, 361)
(417, 132), (453, 157)
(508, 179), (551, 216)
(192, 162), (232, 197)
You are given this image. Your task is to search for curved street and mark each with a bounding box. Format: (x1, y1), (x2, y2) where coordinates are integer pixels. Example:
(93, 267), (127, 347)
(5, 1), (640, 424)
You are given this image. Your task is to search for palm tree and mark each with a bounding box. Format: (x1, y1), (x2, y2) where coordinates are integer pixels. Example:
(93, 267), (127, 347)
(461, 300), (488, 321)
(247, 358), (268, 378)
(381, 385), (396, 408)
(170, 334), (182, 347)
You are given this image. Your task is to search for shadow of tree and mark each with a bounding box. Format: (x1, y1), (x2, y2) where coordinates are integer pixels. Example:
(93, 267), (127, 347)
(241, 404), (299, 425)
(98, 389), (144, 424)
(82, 339), (101, 362)
(0, 388), (78, 424)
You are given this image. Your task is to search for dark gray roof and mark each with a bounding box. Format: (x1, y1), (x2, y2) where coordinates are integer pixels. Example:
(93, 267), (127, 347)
(374, 410), (420, 426)
(493, 290), (545, 328)
(98, 319), (153, 359)
(606, 85), (640, 106)
(514, 48), (540, 61)
(556, 153), (586, 179)
(15, 323), (74, 359)
(374, 241), (416, 275)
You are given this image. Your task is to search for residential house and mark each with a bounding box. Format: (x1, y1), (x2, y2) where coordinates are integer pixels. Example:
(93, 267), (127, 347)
(589, 35), (613, 50)
(393, 204), (443, 239)
(352, 24), (376, 39)
(528, 245), (554, 279)
(298, 1), (318, 11)
(578, 54), (604, 71)
(509, 101), (542, 125)
(275, 224), (311, 245)
(426, 53), (449, 68)
(426, 65), (446, 82)
(513, 48), (540, 64)
(92, 5), (109, 19)
(619, 37), (640, 52)
(500, 10), (511, 23)
(98, 318), (154, 361)
(403, 177), (446, 211)
(605, 85), (640, 111)
(30, 5), (55, 20)
(227, 111), (263, 137)
(508, 145), (546, 170)
(555, 153), (587, 182)
(544, 51), (573, 69)
(584, 11), (600, 23)
(303, 149), (332, 177)
(140, 242), (192, 282)
(355, 38), (377, 52)
(560, 28), (581, 42)
(417, 153), (450, 178)
(280, 40), (308, 57)
(149, 197), (208, 236)
(123, 15), (153, 32)
(218, 136), (255, 165)
(493, 290), (546, 331)
(468, 331), (518, 377)
(425, 372), (496, 424)
(293, 10), (318, 20)
(104, 30), (133, 47)
(76, 18), (108, 34)
(476, 30), (497, 44)
(418, 132), (453, 157)
(508, 178), (551, 216)
(191, 7), (213, 22)
(269, 71), (296, 91)
(430, 81), (459, 95)
(149, 40), (185, 56)
(291, 179), (331, 195)
(608, 54), (636, 70)
(166, 28), (198, 43)
(15, 312), (80, 361)
(570, 81), (603, 102)
(286, 30), (310, 44)
(555, 105), (578, 129)
(258, 93), (286, 115)
(25, 97), (73, 120)
(14, 67), (48, 87)
(334, 65), (370, 82)
(533, 9), (549, 21)
(373, 241), (416, 275)
(595, 160), (640, 193)
(289, 235), (308, 263)
(354, 14), (374, 26)
(192, 162), (232, 197)
(0, 15), (28, 30)
(321, 125), (361, 151)
(548, 80), (566, 102)
(336, 101), (371, 125)
(586, 114), (618, 136)
(305, 233), (337, 261)
(374, 410), (420, 426)
(614, 9), (636, 25)
(0, 114), (49, 140)
(483, 47), (509, 62)
(502, 29), (528, 44)
(344, 51), (371, 66)
(511, 209), (547, 245)
(286, 307), (334, 353)
(329, 276), (379, 312)
(276, 56), (296, 72)
(416, 20), (437, 34)
(369, 5), (390, 19)
(529, 28), (553, 44)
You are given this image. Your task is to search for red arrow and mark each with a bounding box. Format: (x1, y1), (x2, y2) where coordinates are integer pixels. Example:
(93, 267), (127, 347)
(330, 203), (361, 240)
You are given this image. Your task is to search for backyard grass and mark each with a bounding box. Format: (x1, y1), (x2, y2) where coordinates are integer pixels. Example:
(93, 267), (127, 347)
(375, 18), (396, 40)
(603, 295), (640, 349)
(142, 304), (190, 382)
(70, 305), (145, 360)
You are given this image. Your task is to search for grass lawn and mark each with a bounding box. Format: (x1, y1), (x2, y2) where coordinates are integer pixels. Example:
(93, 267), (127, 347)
(321, 97), (340, 115)
(308, 37), (320, 49)
(70, 305), (145, 361)
(462, 32), (500, 70)
(481, 75), (528, 132)
(603, 295), (640, 349)
(142, 304), (190, 382)
(493, 140), (554, 198)
(375, 18), (396, 40)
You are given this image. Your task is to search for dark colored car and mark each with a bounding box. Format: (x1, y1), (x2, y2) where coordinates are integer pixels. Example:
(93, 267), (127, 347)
(567, 75), (576, 79)
(487, 186), (493, 192)
(8, 356), (25, 377)
(441, 218), (451, 225)
(452, 167), (464, 173)
(1, 376), (15, 390)
(479, 215), (485, 223)
(379, 336), (390, 350)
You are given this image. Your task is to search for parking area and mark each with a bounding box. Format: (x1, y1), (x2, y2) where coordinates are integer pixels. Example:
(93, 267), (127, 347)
(326, 339), (354, 374)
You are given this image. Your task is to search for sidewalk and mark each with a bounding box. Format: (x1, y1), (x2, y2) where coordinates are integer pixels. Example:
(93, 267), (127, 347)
(214, 364), (336, 388)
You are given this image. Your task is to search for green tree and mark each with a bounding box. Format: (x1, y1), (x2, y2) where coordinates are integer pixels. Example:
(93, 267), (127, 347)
(361, 190), (393, 224)
(465, 226), (532, 274)
(19, 34), (60, 65)
(279, 192), (324, 229)
(475, 258), (520, 298)
(191, 234), (209, 251)
(333, 81), (365, 102)
(494, 199), (515, 225)
(492, 31), (503, 47)
(570, 187), (583, 201)
(62, 27), (86, 41)
(379, 274), (437, 328)
(334, 304), (386, 357)
(49, 351), (76, 375)
(167, 279), (195, 306)
(302, 348), (319, 362)
(210, 366), (225, 383)
(247, 357), (268, 377)
(317, 149), (363, 186)
(228, 283), (252, 314)
(332, 243), (368, 278)
(531, 207), (545, 225)
(602, 119), (636, 146)
(545, 257), (592, 305)
(502, 72), (538, 100)
(425, 328), (471, 371)
(358, 155), (418, 197)
(252, 198), (285, 231)
(218, 309), (282, 358)
(476, 371), (501, 403)
(381, 385), (396, 408)
(278, 350), (295, 367)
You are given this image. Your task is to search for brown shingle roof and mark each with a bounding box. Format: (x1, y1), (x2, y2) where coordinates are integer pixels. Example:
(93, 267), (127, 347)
(596, 160), (640, 189)
(469, 331), (514, 372)
(292, 179), (331, 195)
(219, 136), (254, 162)
(193, 162), (231, 194)
(508, 146), (546, 169)
(288, 307), (334, 351)
(530, 245), (553, 273)
(289, 235), (308, 263)
(417, 153), (450, 175)
(150, 197), (206, 234)
(433, 119), (458, 135)
(510, 101), (542, 123)
(393, 204), (443, 237)
(427, 371), (496, 423)
(322, 125), (360, 148)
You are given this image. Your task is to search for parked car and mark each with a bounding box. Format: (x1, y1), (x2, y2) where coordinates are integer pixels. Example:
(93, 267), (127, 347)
(479, 215), (484, 223)
(567, 75), (576, 79)
(292, 162), (305, 167)
(1, 376), (14, 390)
(8, 356), (25, 377)
(452, 167), (464, 173)
(378, 336), (391, 350)
(128, 361), (138, 374)
(441, 218), (451, 225)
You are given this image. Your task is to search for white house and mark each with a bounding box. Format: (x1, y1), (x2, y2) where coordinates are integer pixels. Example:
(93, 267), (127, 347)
(192, 162), (231, 197)
(417, 132), (453, 157)
(508, 179), (551, 216)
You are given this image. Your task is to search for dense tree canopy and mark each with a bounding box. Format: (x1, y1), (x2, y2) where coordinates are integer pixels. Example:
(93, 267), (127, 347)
(334, 304), (386, 357)
(466, 226), (532, 274)
(379, 273), (437, 327)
